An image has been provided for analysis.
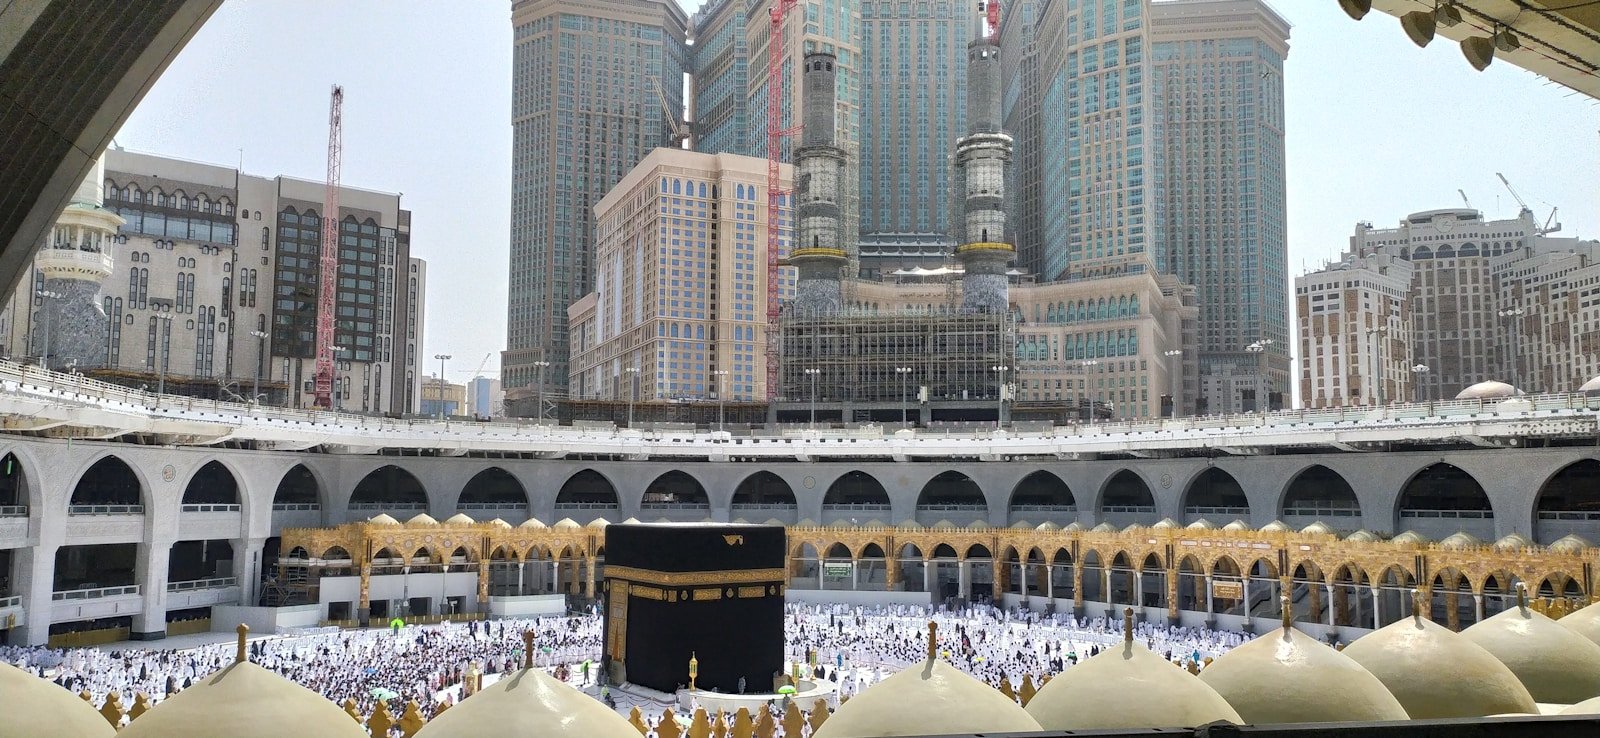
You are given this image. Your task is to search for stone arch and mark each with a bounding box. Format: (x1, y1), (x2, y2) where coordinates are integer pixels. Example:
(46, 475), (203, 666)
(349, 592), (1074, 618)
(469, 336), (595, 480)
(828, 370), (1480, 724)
(823, 471), (890, 506)
(824, 542), (852, 559)
(1532, 458), (1600, 543)
(0, 451), (33, 511)
(181, 460), (239, 506)
(917, 471), (985, 507)
(320, 545), (352, 561)
(1182, 467), (1247, 519)
(69, 454), (145, 510)
(732, 471), (797, 507)
(1099, 469), (1154, 520)
(1008, 471), (1075, 517)
(1395, 462), (1493, 536)
(1279, 464), (1360, 521)
(349, 465), (428, 509)
(458, 467), (529, 509)
(1176, 554), (1205, 612)
(556, 469), (619, 506)
(643, 470), (709, 506)
(272, 464), (322, 507)
(1140, 552), (1167, 609)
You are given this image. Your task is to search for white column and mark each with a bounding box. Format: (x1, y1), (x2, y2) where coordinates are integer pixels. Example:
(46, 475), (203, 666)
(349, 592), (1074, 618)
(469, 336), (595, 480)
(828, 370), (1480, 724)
(1045, 565), (1054, 600)
(1204, 575), (1215, 614)
(850, 560), (859, 591)
(1019, 562), (1029, 597)
(923, 561), (934, 594)
(233, 537), (265, 607)
(1241, 577), (1252, 622)
(1370, 585), (1383, 628)
(1473, 593), (1485, 623)
(133, 540), (173, 638)
(551, 559), (560, 594)
(17, 543), (58, 645)
(1325, 584), (1336, 627)
(1134, 571), (1143, 609)
(516, 562), (525, 595)
(818, 559), (827, 590)
(959, 561), (971, 600)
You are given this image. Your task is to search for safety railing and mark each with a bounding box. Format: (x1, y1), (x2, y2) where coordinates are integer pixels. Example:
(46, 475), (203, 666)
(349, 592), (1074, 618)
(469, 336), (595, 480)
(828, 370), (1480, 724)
(1399, 509), (1495, 519)
(52, 584), (140, 600)
(730, 502), (799, 508)
(639, 502), (712, 509)
(272, 503), (321, 511)
(348, 502), (428, 511)
(1102, 505), (1157, 513)
(1184, 506), (1249, 516)
(0, 505), (26, 517)
(180, 503), (240, 513)
(0, 595), (20, 609)
(553, 502), (621, 509)
(67, 504), (143, 515)
(1010, 505), (1076, 512)
(1282, 506), (1362, 517)
(167, 577), (237, 592)
(822, 503), (893, 511)
(916, 504), (988, 511)
(457, 502), (527, 511)
(1538, 510), (1600, 520)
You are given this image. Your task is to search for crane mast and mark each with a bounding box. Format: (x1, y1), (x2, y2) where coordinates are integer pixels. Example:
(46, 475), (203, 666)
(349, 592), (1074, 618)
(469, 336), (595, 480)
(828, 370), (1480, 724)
(765, 0), (800, 403)
(313, 86), (343, 409)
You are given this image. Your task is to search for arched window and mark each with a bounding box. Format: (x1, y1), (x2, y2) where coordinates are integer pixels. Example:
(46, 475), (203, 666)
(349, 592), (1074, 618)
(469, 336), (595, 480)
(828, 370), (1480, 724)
(670, 324), (679, 338)
(673, 179), (682, 195)
(698, 182), (707, 198)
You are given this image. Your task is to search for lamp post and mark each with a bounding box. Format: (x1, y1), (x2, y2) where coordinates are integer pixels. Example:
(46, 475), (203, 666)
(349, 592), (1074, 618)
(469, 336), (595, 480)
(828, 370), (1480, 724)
(1361, 328), (1387, 406)
(1245, 339), (1274, 412)
(250, 330), (269, 403)
(624, 366), (640, 428)
(532, 360), (551, 423)
(434, 354), (451, 419)
(805, 368), (821, 427)
(35, 289), (62, 370)
(1079, 360), (1100, 425)
(1163, 349), (1183, 418)
(332, 345), (349, 412)
(895, 366), (913, 426)
(991, 364), (1009, 429)
(711, 369), (730, 431)
(154, 308), (173, 396)
(1498, 306), (1526, 390)
(1410, 364), (1430, 404)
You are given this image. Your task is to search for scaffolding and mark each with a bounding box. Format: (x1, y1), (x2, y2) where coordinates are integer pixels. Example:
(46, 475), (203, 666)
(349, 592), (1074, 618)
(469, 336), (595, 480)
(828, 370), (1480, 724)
(779, 308), (1017, 405)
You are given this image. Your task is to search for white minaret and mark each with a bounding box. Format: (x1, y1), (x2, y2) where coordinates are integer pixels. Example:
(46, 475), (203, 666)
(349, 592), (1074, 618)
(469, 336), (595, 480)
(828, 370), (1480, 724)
(955, 3), (1014, 314)
(30, 156), (122, 369)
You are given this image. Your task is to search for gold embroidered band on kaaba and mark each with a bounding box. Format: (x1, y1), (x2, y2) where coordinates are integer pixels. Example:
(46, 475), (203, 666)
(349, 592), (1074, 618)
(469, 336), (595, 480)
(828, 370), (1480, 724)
(604, 566), (786, 587)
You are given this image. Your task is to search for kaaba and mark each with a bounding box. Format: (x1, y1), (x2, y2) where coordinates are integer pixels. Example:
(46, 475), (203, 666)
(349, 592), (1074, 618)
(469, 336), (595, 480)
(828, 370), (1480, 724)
(603, 523), (785, 694)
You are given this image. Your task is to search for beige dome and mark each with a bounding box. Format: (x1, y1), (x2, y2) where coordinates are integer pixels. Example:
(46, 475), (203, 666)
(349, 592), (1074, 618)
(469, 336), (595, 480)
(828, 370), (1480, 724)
(621, 517), (643, 524)
(1493, 533), (1532, 551)
(0, 661), (116, 738)
(368, 513), (401, 526)
(895, 520), (921, 530)
(1561, 695), (1600, 715)
(1391, 530), (1429, 545)
(931, 520), (957, 530)
(1186, 519), (1217, 530)
(443, 513), (475, 525)
(487, 518), (512, 528)
(1199, 624), (1407, 724)
(1549, 534), (1592, 553)
(1438, 531), (1482, 550)
(1462, 601), (1600, 703)
(587, 517), (611, 528)
(1222, 519), (1251, 532)
(1062, 522), (1084, 531)
(1026, 626), (1240, 729)
(552, 518), (581, 528)
(1091, 523), (1117, 533)
(1300, 521), (1335, 535)
(1342, 609), (1536, 718)
(1035, 521), (1061, 531)
(1579, 376), (1600, 393)
(1010, 520), (1033, 529)
(415, 667), (637, 738)
(1259, 520), (1291, 532)
(120, 662), (366, 738)
(966, 520), (990, 530)
(1150, 518), (1180, 529)
(405, 513), (438, 527)
(1557, 600), (1600, 648)
(813, 658), (1040, 737)
(518, 517), (546, 528)
(1344, 529), (1379, 542)
(1456, 380), (1521, 400)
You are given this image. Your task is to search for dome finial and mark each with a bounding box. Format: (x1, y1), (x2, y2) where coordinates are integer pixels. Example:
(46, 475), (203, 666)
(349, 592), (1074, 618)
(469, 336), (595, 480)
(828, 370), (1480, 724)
(927, 621), (939, 661)
(235, 623), (250, 664)
(1280, 595), (1292, 632)
(523, 629), (535, 670)
(1123, 607), (1134, 644)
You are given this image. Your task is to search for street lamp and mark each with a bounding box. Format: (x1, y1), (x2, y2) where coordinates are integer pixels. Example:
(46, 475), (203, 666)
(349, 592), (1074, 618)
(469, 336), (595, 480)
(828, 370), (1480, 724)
(1079, 360), (1101, 425)
(332, 345), (349, 412)
(434, 354), (452, 419)
(1245, 340), (1274, 412)
(1163, 349), (1183, 418)
(624, 366), (640, 428)
(250, 330), (269, 403)
(895, 366), (913, 426)
(990, 364), (1009, 429)
(153, 307), (173, 396)
(1410, 364), (1430, 404)
(711, 369), (730, 432)
(1498, 306), (1526, 389)
(804, 368), (821, 427)
(532, 360), (551, 423)
(35, 289), (62, 370)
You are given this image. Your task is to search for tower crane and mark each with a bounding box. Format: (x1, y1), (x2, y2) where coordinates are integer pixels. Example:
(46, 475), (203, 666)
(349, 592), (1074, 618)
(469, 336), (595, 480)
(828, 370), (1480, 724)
(764, 0), (803, 402)
(313, 86), (343, 409)
(649, 76), (691, 149)
(1496, 172), (1561, 235)
(1458, 189), (1472, 209)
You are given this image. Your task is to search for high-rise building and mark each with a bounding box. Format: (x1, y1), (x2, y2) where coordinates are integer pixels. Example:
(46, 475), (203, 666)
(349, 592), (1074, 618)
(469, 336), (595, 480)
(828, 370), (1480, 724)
(567, 148), (793, 403)
(1000, 0), (1044, 277)
(1150, 0), (1291, 415)
(1295, 251), (1413, 409)
(858, 0), (967, 241)
(0, 149), (424, 413)
(503, 0), (691, 405)
(691, 0), (751, 156)
(466, 375), (504, 417)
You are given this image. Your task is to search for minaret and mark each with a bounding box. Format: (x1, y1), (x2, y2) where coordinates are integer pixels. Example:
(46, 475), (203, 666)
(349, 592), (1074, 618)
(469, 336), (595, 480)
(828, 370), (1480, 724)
(786, 51), (847, 316)
(29, 157), (122, 370)
(955, 4), (1014, 314)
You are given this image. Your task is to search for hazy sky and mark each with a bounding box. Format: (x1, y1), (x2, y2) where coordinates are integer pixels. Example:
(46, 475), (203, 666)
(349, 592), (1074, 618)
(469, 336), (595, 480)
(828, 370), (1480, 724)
(115, 0), (1598, 380)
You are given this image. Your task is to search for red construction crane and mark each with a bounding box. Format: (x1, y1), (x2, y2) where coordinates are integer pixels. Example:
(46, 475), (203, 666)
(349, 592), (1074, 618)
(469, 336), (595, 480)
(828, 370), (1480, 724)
(765, 0), (801, 402)
(986, 0), (1001, 40)
(313, 85), (343, 409)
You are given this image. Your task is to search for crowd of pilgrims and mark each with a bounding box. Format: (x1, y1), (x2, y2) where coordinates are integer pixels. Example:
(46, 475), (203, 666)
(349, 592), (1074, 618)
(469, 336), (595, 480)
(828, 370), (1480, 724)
(0, 603), (1252, 726)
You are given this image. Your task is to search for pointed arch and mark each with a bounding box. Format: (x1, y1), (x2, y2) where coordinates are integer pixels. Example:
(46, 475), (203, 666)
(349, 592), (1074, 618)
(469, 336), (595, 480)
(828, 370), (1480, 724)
(1183, 467), (1247, 517)
(273, 464), (321, 507)
(1100, 470), (1154, 512)
(918, 470), (985, 507)
(0, 451), (29, 511)
(556, 469), (618, 505)
(732, 471), (796, 507)
(349, 465), (428, 508)
(1534, 458), (1600, 542)
(823, 471), (889, 506)
(70, 455), (143, 509)
(1009, 471), (1075, 511)
(181, 460), (239, 506)
(643, 470), (708, 506)
(458, 467), (529, 508)
(1397, 463), (1492, 517)
(1280, 464), (1360, 519)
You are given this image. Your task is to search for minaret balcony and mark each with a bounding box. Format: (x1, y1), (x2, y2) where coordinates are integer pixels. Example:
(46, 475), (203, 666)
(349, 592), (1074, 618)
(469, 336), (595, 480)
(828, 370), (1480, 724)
(36, 247), (113, 281)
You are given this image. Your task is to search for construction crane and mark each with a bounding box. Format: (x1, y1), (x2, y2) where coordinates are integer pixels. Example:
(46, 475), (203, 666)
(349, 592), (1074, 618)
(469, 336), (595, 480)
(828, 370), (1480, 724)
(649, 76), (691, 149)
(313, 85), (343, 409)
(1496, 172), (1562, 234)
(1458, 189), (1472, 209)
(764, 0), (803, 403)
(986, 0), (1001, 40)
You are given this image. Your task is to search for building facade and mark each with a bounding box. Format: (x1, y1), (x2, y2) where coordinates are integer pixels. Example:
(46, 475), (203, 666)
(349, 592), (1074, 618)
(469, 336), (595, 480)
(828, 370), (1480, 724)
(1295, 252), (1414, 409)
(419, 375), (467, 418)
(503, 0), (691, 403)
(0, 150), (423, 414)
(567, 148), (793, 403)
(466, 376), (504, 418)
(1298, 208), (1600, 405)
(690, 0), (750, 156)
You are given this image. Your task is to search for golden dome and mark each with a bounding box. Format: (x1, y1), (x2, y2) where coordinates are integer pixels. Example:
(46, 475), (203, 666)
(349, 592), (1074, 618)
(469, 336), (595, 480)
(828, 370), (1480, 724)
(1438, 532), (1482, 550)
(1026, 610), (1241, 730)
(1559, 600), (1600, 648)
(518, 518), (546, 528)
(1186, 519), (1217, 530)
(1549, 534), (1592, 553)
(1461, 596), (1600, 704)
(1561, 695), (1600, 715)
(405, 513), (438, 527)
(1341, 600), (1536, 718)
(1391, 530), (1429, 545)
(1222, 520), (1251, 532)
(0, 661), (116, 738)
(1198, 609), (1407, 724)
(814, 625), (1040, 738)
(414, 667), (637, 738)
(443, 513), (475, 525)
(121, 628), (366, 738)
(368, 513), (401, 526)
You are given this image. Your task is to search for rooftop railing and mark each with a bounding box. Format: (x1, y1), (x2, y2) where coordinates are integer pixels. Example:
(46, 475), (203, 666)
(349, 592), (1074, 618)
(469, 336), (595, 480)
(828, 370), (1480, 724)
(272, 503), (320, 511)
(0, 505), (26, 517)
(180, 503), (240, 513)
(68, 504), (143, 515)
(167, 577), (237, 592)
(0, 595), (20, 609)
(52, 584), (139, 601)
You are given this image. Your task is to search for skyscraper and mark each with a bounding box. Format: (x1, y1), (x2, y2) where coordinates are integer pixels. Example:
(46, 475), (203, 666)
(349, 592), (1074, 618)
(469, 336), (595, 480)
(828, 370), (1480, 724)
(1000, 0), (1044, 277)
(691, 0), (751, 156)
(503, 0), (690, 403)
(1150, 0), (1290, 414)
(858, 1), (967, 241)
